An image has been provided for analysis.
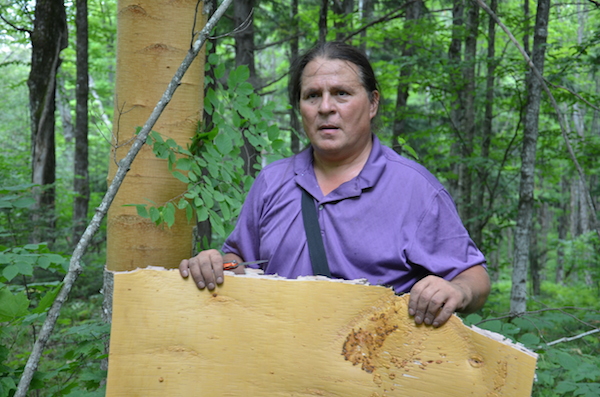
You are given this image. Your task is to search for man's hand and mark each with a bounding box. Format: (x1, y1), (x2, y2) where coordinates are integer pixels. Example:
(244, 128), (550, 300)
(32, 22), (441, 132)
(408, 265), (490, 328)
(179, 250), (243, 290)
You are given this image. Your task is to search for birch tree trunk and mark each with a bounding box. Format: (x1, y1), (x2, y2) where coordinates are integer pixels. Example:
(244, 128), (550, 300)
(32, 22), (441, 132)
(106, 0), (206, 272)
(510, 0), (550, 315)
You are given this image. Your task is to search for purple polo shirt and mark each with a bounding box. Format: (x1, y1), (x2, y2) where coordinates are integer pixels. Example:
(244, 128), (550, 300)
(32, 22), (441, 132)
(222, 135), (486, 293)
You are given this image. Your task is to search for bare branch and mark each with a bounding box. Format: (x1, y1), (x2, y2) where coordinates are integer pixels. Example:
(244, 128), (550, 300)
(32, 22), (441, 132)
(546, 328), (600, 347)
(0, 14), (32, 35)
(208, 7), (253, 40)
(14, 1), (234, 395)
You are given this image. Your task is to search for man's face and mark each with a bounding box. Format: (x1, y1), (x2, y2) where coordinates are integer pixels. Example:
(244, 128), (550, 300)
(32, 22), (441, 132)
(299, 57), (379, 163)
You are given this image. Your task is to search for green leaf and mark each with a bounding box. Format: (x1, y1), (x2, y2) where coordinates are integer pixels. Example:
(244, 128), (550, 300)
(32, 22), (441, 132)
(196, 206), (208, 222)
(16, 260), (33, 276)
(214, 133), (233, 155)
(219, 200), (231, 220)
(479, 320), (502, 333)
(31, 283), (63, 314)
(267, 125), (280, 141)
(172, 171), (189, 183)
(37, 255), (51, 269)
(2, 265), (19, 282)
(12, 196), (34, 208)
(518, 333), (540, 348)
(164, 203), (176, 227)
(237, 81), (254, 96)
(0, 288), (29, 321)
(228, 65), (249, 87)
(186, 203), (194, 222)
(149, 207), (161, 224)
(555, 381), (578, 394)
(214, 62), (226, 80)
(208, 209), (225, 237)
(135, 204), (149, 218)
(177, 157), (192, 171)
(208, 52), (219, 65)
(463, 313), (482, 326)
(556, 351), (580, 371)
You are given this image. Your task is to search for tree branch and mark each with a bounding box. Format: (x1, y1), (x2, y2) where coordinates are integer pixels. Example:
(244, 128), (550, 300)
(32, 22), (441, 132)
(14, 1), (234, 395)
(546, 328), (600, 347)
(475, 0), (600, 240)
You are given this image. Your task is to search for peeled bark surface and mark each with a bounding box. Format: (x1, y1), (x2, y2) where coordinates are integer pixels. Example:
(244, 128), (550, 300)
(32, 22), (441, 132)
(106, 269), (537, 396)
(107, 0), (206, 271)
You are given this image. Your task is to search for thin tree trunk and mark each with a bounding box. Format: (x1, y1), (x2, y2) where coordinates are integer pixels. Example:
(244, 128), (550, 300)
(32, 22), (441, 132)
(358, 0), (374, 52)
(447, 0), (464, 201)
(555, 177), (568, 284)
(28, 0), (68, 244)
(194, 0), (218, 251)
(458, 0), (479, 231)
(510, 0), (550, 315)
(333, 0), (354, 41)
(319, 0), (328, 44)
(392, 0), (423, 154)
(73, 0), (90, 244)
(289, 0), (302, 154)
(473, 0), (497, 248)
(234, 0), (259, 176)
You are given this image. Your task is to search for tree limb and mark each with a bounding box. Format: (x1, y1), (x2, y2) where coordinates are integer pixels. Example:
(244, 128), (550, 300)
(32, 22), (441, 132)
(475, 0), (600, 240)
(546, 328), (600, 347)
(14, 1), (234, 395)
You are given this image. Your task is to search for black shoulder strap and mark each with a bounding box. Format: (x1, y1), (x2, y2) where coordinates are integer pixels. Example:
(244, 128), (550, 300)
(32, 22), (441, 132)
(301, 189), (332, 277)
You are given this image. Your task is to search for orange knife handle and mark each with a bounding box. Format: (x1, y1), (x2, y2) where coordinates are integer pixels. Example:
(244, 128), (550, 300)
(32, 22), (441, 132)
(223, 260), (238, 270)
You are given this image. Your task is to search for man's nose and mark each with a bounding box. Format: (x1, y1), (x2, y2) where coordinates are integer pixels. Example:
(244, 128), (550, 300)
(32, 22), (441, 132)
(318, 93), (335, 113)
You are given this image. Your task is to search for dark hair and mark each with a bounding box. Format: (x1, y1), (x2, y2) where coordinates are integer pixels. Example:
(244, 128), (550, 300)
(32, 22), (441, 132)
(288, 41), (380, 111)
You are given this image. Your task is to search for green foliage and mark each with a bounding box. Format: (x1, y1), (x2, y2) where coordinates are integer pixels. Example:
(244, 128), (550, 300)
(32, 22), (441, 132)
(135, 61), (289, 246)
(462, 280), (600, 397)
(0, 189), (108, 396)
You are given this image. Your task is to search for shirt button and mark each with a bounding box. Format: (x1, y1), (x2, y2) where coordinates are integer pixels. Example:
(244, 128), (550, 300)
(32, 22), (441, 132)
(318, 205), (324, 210)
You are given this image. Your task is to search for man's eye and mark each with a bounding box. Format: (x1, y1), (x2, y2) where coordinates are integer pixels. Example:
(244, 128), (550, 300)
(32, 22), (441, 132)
(337, 90), (348, 96)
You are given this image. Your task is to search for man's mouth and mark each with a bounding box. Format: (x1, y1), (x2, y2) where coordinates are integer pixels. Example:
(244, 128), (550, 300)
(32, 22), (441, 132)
(318, 124), (339, 131)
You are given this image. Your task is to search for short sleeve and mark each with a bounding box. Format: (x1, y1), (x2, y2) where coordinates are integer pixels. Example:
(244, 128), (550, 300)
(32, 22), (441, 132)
(407, 189), (486, 280)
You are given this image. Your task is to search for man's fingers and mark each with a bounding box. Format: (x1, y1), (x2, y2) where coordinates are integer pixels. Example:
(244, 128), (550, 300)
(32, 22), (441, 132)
(179, 259), (190, 278)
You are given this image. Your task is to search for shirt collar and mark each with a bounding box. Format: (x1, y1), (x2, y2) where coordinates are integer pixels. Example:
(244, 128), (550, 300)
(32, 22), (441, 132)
(293, 134), (387, 203)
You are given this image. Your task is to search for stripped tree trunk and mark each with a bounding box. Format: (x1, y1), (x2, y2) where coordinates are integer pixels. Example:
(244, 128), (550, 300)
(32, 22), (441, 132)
(106, 0), (206, 271)
(510, 0), (550, 315)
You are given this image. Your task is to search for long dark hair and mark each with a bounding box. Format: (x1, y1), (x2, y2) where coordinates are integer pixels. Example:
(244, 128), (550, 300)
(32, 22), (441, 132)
(288, 41), (380, 111)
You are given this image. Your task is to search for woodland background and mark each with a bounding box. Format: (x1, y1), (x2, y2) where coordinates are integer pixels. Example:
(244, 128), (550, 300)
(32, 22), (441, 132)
(1, 0), (599, 396)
